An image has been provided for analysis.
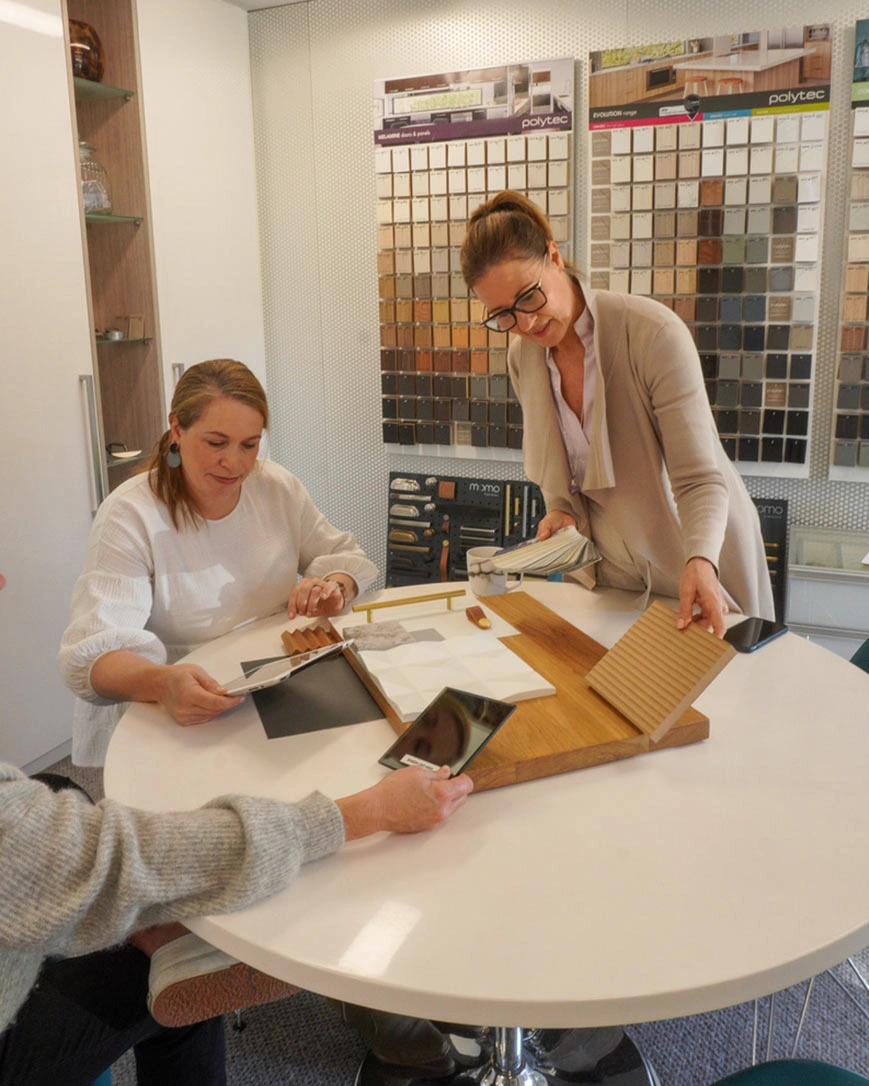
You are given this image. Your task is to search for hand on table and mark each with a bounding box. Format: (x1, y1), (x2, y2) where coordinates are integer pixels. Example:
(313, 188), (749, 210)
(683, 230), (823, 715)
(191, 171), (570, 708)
(676, 556), (728, 638)
(155, 663), (244, 726)
(536, 510), (577, 541)
(337, 765), (474, 840)
(287, 577), (351, 619)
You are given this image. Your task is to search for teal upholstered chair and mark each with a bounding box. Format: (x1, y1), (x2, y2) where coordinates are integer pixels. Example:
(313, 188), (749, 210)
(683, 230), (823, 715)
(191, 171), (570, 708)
(851, 637), (869, 675)
(715, 1059), (869, 1085)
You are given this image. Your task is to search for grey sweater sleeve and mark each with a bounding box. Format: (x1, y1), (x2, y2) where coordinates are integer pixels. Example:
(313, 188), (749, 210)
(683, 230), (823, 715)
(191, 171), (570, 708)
(0, 764), (345, 959)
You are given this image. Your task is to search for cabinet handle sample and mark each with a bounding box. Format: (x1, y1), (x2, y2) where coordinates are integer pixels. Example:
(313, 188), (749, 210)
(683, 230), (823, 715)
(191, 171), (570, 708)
(79, 373), (105, 513)
(172, 362), (185, 386)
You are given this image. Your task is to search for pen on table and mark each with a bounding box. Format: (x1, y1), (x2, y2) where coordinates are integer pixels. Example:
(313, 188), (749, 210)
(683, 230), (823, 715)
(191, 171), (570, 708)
(466, 605), (491, 629)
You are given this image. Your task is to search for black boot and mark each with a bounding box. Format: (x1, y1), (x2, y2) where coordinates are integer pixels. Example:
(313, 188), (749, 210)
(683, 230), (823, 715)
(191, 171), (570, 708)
(328, 999), (455, 1079)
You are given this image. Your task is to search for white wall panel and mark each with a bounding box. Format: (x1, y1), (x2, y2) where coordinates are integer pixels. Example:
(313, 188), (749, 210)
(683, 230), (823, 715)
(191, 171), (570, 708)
(138, 0), (266, 401)
(0, 0), (96, 767)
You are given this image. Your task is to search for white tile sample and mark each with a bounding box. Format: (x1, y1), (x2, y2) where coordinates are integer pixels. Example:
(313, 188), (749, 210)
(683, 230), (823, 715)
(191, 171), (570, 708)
(526, 133), (548, 161)
(726, 116), (749, 145)
(703, 119), (725, 147)
(751, 115), (774, 144)
(701, 148), (724, 176)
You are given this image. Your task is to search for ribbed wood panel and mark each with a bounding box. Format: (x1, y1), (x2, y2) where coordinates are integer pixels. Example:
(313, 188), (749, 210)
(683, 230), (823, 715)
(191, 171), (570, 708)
(586, 600), (735, 742)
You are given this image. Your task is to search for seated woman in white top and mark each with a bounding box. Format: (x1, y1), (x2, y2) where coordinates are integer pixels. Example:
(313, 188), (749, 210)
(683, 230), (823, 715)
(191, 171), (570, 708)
(59, 358), (377, 767)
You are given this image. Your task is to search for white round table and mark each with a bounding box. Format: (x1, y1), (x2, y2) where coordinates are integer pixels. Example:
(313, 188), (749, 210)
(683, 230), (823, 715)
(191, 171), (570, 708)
(105, 581), (869, 1081)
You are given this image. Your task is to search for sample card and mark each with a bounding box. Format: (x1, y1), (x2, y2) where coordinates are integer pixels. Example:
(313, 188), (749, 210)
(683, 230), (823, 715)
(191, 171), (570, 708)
(832, 21), (869, 478)
(374, 59), (574, 453)
(588, 24), (832, 478)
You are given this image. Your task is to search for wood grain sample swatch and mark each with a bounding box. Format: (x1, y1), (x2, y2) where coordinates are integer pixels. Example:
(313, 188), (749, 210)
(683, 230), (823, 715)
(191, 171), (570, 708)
(585, 600), (735, 742)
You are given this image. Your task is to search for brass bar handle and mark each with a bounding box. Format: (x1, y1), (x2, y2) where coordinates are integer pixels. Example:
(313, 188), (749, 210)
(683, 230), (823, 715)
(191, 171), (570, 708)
(351, 588), (467, 623)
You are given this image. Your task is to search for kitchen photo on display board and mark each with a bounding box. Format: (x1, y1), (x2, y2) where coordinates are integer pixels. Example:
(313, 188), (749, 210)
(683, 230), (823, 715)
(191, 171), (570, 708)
(588, 26), (832, 479)
(374, 59), (574, 455)
(831, 17), (869, 479)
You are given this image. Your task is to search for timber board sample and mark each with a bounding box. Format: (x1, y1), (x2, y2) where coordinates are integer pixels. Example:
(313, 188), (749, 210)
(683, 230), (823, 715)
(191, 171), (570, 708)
(585, 600), (735, 743)
(284, 594), (712, 793)
(388, 592), (709, 792)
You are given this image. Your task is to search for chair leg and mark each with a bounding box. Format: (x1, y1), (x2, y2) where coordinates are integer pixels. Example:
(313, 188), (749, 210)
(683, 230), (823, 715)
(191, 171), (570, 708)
(790, 976), (815, 1057)
(765, 990), (776, 1062)
(846, 956), (869, 999)
(752, 958), (867, 1067)
(828, 967), (869, 1024)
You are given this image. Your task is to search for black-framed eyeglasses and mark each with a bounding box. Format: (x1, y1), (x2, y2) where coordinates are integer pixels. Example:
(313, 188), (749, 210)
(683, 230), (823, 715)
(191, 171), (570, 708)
(481, 261), (548, 332)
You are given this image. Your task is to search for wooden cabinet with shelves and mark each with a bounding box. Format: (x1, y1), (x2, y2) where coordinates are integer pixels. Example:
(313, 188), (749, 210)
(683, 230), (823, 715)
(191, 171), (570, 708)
(66, 0), (164, 498)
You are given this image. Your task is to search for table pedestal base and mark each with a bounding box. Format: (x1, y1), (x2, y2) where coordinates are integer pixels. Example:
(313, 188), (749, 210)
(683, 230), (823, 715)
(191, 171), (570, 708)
(356, 1027), (659, 1086)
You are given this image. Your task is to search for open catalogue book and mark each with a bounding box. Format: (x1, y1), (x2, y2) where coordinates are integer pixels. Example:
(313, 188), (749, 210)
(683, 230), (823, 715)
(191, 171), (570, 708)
(488, 526), (601, 576)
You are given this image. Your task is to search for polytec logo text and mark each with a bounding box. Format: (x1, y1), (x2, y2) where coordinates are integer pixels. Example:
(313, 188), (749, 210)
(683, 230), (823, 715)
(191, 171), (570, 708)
(520, 115), (570, 130)
(767, 89), (826, 105)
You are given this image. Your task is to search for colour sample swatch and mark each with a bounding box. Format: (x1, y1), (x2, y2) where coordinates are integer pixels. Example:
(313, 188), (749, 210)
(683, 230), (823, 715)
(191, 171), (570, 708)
(588, 25), (832, 479)
(374, 59), (574, 453)
(831, 19), (869, 479)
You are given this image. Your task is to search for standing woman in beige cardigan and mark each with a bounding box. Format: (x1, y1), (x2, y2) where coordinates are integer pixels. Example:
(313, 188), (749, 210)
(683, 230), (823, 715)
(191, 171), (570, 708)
(461, 191), (773, 635)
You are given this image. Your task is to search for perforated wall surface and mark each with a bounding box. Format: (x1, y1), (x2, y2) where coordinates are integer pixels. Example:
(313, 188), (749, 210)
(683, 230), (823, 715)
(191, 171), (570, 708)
(250, 0), (869, 590)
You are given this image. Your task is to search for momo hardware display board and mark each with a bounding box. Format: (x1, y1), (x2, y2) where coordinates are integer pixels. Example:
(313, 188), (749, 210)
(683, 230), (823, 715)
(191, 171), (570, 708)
(587, 24), (832, 479)
(318, 591), (712, 793)
(385, 470), (545, 588)
(374, 58), (574, 455)
(831, 17), (869, 481)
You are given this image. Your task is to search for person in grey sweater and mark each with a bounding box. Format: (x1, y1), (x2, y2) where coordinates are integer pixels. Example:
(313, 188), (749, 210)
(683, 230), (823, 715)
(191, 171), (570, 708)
(0, 652), (472, 1086)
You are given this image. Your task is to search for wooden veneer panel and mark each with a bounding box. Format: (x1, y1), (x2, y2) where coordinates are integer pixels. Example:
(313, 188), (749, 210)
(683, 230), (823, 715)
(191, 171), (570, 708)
(585, 599), (735, 743)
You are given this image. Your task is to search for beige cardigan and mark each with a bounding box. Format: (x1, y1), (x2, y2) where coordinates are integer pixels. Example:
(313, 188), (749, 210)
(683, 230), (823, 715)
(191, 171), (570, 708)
(509, 286), (774, 619)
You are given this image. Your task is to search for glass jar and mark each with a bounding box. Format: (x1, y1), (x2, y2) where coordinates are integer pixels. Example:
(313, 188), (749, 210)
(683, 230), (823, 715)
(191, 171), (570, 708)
(79, 140), (112, 214)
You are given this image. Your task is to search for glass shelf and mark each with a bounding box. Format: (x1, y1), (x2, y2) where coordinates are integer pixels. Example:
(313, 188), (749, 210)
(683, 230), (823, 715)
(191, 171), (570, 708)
(73, 76), (134, 102)
(85, 212), (144, 224)
(96, 337), (152, 346)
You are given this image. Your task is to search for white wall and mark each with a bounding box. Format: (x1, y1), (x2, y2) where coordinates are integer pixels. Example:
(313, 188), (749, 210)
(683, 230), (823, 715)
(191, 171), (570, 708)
(138, 0), (266, 403)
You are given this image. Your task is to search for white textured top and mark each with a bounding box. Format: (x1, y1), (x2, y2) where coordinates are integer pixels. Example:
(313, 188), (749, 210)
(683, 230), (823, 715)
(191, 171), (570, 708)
(59, 460), (377, 765)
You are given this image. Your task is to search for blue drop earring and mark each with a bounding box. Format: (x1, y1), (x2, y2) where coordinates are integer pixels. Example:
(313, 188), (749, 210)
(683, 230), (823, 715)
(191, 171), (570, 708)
(166, 442), (181, 468)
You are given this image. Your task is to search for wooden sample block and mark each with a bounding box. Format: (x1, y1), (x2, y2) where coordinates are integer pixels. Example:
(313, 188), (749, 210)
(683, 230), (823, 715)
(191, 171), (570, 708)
(585, 600), (735, 742)
(281, 623), (342, 655)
